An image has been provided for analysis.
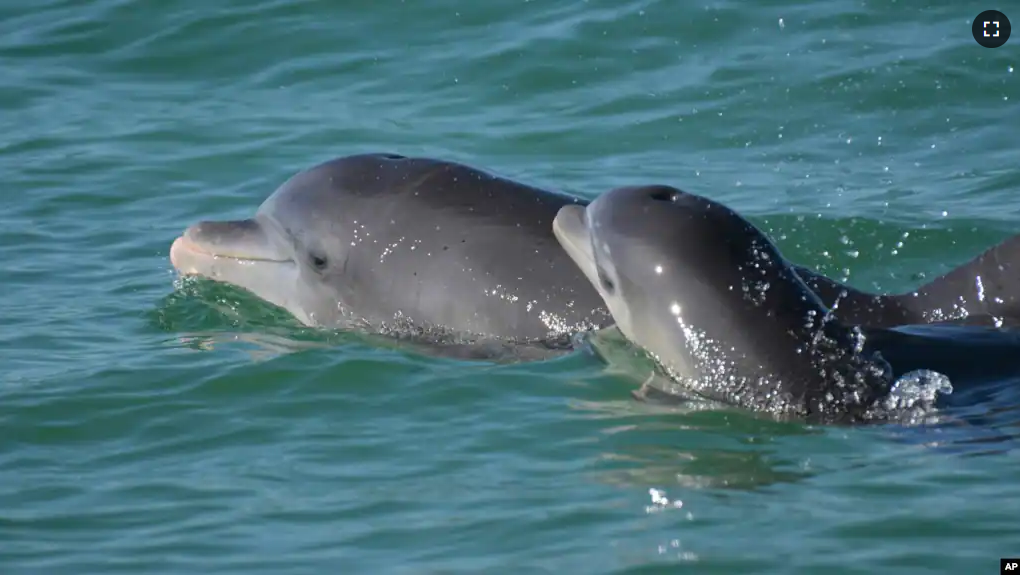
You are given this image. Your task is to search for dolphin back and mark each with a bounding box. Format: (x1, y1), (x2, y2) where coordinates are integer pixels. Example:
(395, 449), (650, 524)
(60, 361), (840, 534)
(794, 232), (1020, 328)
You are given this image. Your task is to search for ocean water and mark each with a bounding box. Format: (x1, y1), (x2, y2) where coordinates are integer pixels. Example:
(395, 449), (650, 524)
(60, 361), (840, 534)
(2, 0), (1019, 573)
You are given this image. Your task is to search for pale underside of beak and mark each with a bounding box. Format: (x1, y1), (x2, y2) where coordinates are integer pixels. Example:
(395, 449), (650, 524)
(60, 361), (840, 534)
(552, 204), (601, 291)
(169, 218), (305, 321)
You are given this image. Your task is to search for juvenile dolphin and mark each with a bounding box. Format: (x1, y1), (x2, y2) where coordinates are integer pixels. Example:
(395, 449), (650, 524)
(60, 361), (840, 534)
(170, 153), (612, 343)
(552, 185), (1020, 422)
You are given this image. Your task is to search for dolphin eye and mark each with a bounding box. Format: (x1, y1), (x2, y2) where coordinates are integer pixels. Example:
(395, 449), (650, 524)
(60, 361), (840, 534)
(310, 254), (328, 270)
(597, 266), (616, 294)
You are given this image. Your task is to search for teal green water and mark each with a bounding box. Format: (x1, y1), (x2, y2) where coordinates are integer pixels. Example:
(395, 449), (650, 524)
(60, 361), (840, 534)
(2, 0), (1019, 573)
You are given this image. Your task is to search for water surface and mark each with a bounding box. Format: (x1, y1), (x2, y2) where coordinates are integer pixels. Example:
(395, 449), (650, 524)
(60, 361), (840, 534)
(2, 0), (1019, 573)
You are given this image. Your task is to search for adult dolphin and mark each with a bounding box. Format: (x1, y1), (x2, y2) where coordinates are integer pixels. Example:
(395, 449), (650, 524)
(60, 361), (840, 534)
(170, 153), (613, 345)
(552, 185), (1020, 423)
(170, 152), (1018, 346)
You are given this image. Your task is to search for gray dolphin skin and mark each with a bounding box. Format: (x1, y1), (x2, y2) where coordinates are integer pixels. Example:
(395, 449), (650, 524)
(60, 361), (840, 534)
(170, 153), (612, 342)
(553, 185), (1020, 422)
(792, 244), (1020, 328)
(169, 152), (1017, 360)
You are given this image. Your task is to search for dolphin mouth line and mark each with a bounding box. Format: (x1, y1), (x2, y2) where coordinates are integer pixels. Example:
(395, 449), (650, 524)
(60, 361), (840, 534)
(171, 235), (291, 264)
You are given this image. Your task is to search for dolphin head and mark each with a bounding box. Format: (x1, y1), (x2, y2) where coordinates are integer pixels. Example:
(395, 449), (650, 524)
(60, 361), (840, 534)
(553, 185), (892, 419)
(170, 158), (381, 327)
(553, 185), (809, 365)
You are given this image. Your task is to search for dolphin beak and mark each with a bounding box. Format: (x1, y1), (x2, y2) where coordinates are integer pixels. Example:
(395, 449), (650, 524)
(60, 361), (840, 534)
(553, 205), (601, 290)
(170, 218), (291, 275)
(170, 218), (307, 320)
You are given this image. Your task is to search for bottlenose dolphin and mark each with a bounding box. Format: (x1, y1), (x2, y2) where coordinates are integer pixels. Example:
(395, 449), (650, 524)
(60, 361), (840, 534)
(552, 185), (1020, 422)
(170, 153), (1018, 352)
(170, 153), (612, 345)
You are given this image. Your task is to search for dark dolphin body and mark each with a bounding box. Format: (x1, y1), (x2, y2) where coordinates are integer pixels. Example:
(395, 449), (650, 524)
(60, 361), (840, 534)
(171, 152), (1019, 363)
(553, 185), (1020, 423)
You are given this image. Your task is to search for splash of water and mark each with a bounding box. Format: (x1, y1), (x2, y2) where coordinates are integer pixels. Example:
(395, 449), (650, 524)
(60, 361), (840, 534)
(882, 369), (954, 413)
